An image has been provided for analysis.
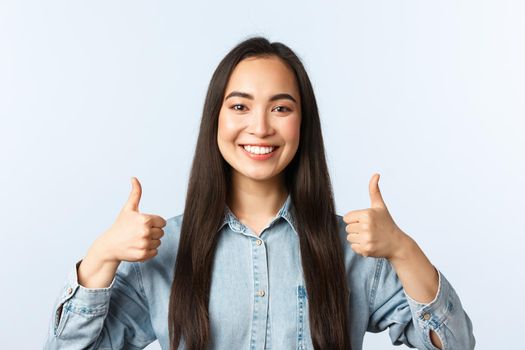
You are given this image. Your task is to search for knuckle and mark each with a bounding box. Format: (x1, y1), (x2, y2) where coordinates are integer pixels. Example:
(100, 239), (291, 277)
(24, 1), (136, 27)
(141, 215), (152, 225)
(135, 250), (147, 260)
(140, 227), (150, 237)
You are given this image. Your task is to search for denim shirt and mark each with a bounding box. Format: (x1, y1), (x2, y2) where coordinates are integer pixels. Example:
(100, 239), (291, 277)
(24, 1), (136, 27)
(44, 194), (475, 349)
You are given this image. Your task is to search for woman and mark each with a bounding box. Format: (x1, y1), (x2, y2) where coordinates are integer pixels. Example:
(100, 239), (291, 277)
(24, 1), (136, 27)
(44, 36), (475, 349)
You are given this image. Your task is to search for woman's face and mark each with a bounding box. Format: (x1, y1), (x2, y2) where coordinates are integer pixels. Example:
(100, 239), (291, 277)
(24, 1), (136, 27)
(217, 56), (301, 183)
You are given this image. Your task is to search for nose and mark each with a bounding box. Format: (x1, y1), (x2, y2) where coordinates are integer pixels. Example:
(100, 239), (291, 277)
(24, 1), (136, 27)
(248, 108), (274, 137)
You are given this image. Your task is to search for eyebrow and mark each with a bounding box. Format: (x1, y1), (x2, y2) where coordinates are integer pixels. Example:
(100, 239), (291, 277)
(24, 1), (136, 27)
(224, 91), (297, 103)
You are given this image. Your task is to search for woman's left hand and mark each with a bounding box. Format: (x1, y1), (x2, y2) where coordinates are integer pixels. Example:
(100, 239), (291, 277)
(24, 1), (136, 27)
(343, 173), (410, 260)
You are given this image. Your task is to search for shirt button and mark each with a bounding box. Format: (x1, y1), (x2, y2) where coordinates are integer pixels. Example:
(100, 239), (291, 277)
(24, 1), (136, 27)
(66, 287), (73, 295)
(256, 239), (262, 245)
(257, 290), (265, 297)
(423, 313), (431, 320)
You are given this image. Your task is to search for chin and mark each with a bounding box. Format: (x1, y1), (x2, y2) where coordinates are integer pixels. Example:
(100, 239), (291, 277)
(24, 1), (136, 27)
(237, 169), (278, 182)
(245, 173), (275, 181)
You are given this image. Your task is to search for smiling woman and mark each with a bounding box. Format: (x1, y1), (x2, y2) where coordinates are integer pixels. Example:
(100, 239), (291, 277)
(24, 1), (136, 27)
(44, 36), (475, 350)
(217, 56), (301, 193)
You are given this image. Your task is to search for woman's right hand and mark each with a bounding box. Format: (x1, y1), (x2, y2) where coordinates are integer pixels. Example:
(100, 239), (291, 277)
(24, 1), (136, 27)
(78, 177), (166, 288)
(95, 176), (167, 263)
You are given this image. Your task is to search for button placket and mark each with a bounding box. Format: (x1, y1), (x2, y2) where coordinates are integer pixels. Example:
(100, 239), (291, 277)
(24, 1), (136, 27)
(250, 234), (269, 349)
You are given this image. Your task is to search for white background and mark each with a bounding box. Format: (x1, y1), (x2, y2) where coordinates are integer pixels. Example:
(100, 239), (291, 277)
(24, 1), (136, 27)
(1, 1), (523, 349)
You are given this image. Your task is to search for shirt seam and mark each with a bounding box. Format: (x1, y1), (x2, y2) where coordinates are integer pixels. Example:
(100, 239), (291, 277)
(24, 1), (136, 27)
(132, 262), (157, 345)
(133, 262), (148, 299)
(368, 257), (383, 314)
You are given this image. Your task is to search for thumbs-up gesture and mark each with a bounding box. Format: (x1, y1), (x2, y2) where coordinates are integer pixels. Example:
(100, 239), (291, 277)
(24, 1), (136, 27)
(343, 173), (408, 260)
(97, 177), (167, 263)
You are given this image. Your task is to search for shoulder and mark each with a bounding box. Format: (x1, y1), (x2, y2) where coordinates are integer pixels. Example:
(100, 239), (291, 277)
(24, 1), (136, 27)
(160, 213), (184, 252)
(334, 213), (354, 254)
(165, 213), (183, 238)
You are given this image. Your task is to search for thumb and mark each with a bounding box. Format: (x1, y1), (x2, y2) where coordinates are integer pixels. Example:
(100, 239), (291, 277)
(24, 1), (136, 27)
(124, 176), (142, 212)
(369, 173), (387, 209)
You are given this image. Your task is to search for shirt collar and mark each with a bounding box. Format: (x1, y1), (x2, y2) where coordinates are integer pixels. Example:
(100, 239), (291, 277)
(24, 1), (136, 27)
(220, 193), (297, 235)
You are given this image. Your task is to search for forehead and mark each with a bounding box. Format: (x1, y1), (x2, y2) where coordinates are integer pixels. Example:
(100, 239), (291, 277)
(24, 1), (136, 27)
(224, 56), (300, 99)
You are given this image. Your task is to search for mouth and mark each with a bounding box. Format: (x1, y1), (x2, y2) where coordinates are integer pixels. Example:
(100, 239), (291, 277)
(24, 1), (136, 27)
(239, 144), (279, 152)
(238, 144), (280, 158)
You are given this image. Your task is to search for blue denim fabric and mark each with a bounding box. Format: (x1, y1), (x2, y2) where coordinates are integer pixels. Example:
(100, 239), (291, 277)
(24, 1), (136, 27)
(44, 194), (475, 349)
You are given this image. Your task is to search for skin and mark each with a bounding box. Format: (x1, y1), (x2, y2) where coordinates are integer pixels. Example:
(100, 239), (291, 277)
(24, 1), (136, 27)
(217, 55), (301, 235)
(78, 177), (166, 289)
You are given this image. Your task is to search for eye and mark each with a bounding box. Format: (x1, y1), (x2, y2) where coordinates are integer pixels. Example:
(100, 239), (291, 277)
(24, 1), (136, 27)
(273, 106), (291, 113)
(231, 104), (246, 112)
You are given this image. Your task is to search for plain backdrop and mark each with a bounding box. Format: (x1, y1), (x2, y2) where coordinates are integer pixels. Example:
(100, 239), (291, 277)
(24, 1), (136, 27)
(1, 1), (523, 349)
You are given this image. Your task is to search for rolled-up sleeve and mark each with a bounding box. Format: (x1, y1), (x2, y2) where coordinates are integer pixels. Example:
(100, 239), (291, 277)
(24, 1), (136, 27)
(367, 258), (475, 349)
(44, 259), (156, 349)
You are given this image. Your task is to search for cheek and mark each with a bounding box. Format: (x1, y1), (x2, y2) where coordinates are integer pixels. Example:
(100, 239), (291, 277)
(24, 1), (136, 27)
(281, 117), (301, 147)
(218, 114), (241, 143)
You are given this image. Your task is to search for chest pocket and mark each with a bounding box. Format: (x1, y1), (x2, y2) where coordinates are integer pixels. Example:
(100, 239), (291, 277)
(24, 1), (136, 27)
(297, 285), (313, 350)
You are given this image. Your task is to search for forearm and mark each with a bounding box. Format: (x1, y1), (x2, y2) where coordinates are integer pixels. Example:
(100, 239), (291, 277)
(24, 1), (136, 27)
(388, 231), (438, 303)
(388, 231), (442, 349)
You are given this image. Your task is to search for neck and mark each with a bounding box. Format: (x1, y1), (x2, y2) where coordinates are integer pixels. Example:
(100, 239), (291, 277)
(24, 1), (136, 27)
(227, 171), (288, 221)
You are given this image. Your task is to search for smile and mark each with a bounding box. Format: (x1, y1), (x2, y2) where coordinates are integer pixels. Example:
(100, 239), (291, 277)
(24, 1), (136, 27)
(239, 145), (279, 160)
(242, 145), (276, 154)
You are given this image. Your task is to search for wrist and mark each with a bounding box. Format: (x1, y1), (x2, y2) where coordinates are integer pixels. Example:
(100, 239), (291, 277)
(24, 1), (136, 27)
(78, 244), (120, 289)
(388, 229), (418, 263)
(90, 234), (119, 265)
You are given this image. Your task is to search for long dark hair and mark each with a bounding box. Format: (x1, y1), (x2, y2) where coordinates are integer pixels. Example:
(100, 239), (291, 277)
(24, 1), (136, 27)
(168, 36), (351, 350)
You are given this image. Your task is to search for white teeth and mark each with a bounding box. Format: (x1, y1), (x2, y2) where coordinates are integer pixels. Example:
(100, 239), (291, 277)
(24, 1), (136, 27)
(243, 145), (275, 155)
